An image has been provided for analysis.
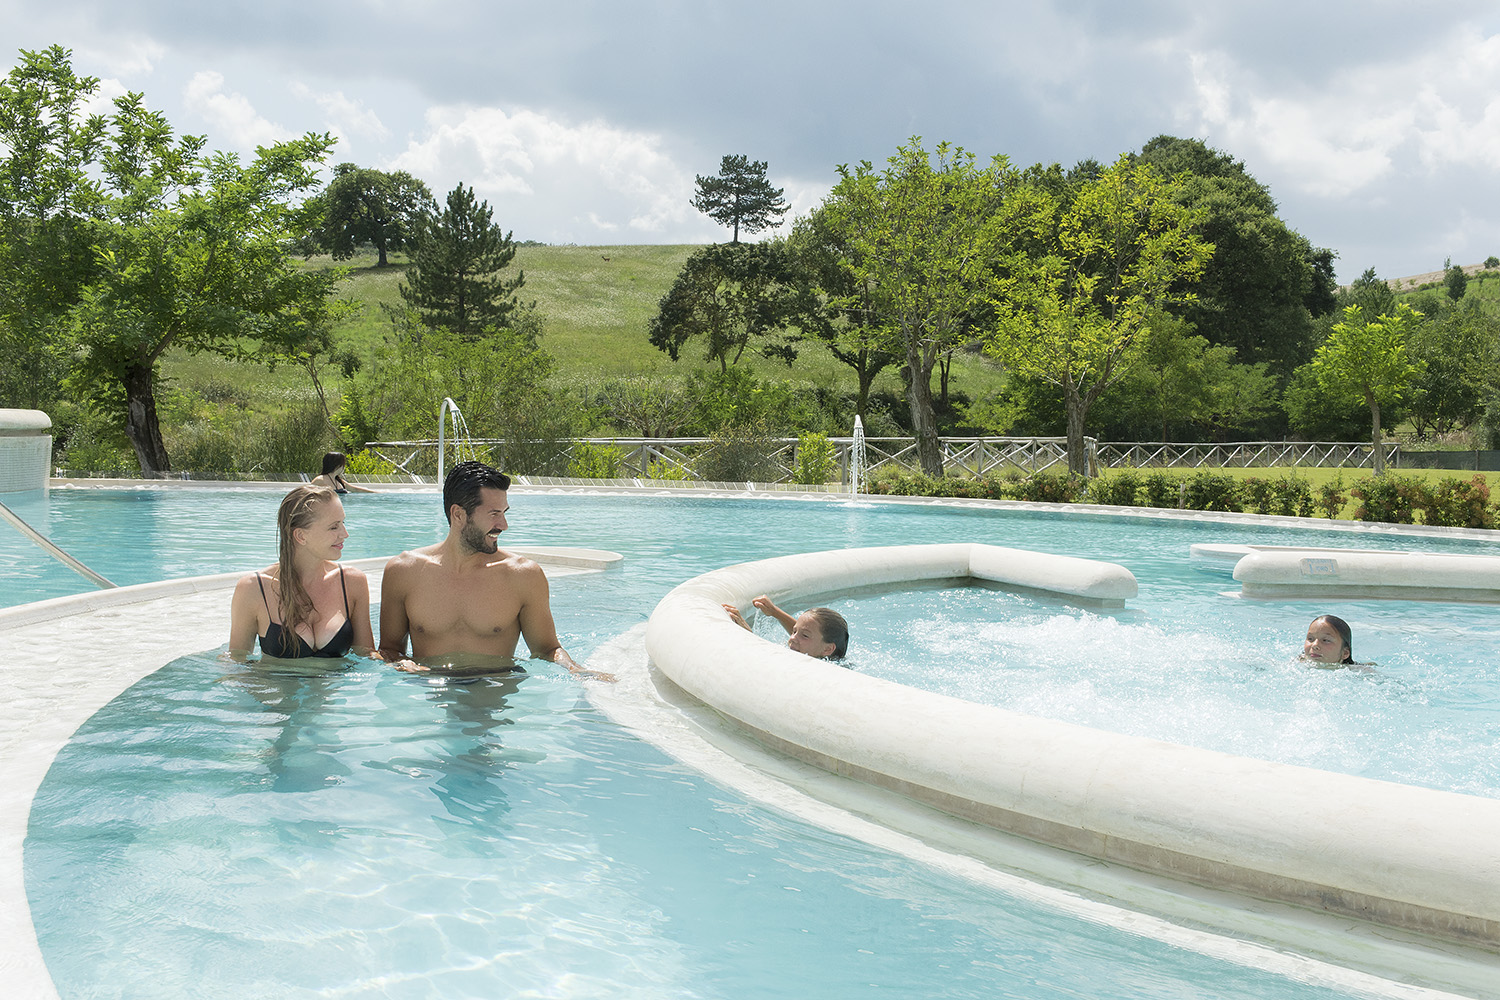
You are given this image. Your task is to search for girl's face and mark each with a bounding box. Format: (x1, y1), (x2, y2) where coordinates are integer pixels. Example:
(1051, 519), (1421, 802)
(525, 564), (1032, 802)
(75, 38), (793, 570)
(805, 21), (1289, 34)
(294, 498), (348, 560)
(1302, 619), (1349, 664)
(788, 612), (835, 659)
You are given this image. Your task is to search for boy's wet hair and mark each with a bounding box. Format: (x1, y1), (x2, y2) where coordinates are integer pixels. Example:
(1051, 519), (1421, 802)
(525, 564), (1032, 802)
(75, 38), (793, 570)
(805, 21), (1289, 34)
(443, 461), (512, 523)
(805, 607), (849, 660)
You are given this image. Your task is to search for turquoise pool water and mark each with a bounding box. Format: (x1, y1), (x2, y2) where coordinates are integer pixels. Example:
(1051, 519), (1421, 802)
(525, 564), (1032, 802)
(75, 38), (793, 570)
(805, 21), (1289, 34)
(15, 487), (1500, 998)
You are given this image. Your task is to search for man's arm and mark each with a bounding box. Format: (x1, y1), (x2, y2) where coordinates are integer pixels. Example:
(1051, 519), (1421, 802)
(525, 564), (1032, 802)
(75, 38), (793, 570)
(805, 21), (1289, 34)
(377, 555), (413, 661)
(516, 562), (615, 681)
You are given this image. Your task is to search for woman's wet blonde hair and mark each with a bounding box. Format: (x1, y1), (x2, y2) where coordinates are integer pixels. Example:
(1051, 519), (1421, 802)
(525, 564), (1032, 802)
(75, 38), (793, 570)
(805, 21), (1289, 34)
(273, 484), (338, 654)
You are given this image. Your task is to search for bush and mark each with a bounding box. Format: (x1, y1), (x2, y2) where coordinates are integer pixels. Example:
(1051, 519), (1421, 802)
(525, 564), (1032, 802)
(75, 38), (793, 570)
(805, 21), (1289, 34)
(1139, 471), (1181, 508)
(1315, 477), (1348, 519)
(1240, 474), (1314, 517)
(1418, 474), (1494, 528)
(1350, 474), (1425, 524)
(1007, 472), (1086, 504)
(791, 431), (837, 485)
(645, 457), (693, 480)
(170, 419), (241, 474)
(344, 450), (395, 476)
(1086, 469), (1141, 506)
(253, 404), (337, 475)
(694, 421), (784, 483)
(1180, 471), (1243, 512)
(566, 441), (625, 479)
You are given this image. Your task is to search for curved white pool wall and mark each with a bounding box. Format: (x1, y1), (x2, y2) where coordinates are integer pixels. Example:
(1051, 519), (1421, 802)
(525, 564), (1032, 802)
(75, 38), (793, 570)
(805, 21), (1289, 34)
(1233, 546), (1500, 602)
(644, 542), (1500, 952)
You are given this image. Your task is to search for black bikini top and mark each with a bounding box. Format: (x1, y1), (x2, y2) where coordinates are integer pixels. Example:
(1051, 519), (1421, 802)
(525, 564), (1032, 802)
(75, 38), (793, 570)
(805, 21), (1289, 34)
(256, 569), (354, 658)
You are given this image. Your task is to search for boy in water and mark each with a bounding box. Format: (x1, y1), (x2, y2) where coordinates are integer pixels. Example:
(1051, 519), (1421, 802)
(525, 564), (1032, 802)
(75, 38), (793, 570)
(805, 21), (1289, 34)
(724, 595), (848, 661)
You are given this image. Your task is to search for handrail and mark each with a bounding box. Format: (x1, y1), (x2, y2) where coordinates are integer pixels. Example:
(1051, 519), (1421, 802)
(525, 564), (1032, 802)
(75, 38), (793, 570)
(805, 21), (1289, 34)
(0, 498), (115, 589)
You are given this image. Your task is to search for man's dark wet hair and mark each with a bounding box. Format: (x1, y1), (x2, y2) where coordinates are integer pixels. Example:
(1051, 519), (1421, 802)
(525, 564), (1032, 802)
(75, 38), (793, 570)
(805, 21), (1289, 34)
(806, 607), (849, 660)
(443, 461), (511, 523)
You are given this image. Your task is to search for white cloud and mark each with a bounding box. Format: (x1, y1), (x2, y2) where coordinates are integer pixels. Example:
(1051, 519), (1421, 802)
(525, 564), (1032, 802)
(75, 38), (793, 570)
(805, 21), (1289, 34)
(288, 82), (390, 144)
(182, 71), (292, 151)
(389, 105), (713, 241)
(1175, 26), (1500, 200)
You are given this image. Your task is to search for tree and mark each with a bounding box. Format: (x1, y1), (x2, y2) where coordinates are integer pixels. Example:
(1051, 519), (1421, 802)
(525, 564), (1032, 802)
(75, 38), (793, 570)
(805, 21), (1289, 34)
(399, 183), (527, 337)
(988, 155), (1213, 474)
(305, 162), (435, 267)
(1307, 303), (1423, 475)
(647, 240), (800, 372)
(1444, 257), (1468, 301)
(691, 154), (789, 243)
(822, 139), (1014, 476)
(1136, 136), (1334, 376)
(786, 207), (903, 420)
(1406, 298), (1498, 437)
(66, 92), (341, 475)
(0, 45), (105, 409)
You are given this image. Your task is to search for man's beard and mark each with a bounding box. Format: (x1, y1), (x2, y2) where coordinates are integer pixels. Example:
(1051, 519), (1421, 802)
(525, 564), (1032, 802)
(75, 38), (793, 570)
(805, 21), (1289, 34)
(460, 518), (498, 554)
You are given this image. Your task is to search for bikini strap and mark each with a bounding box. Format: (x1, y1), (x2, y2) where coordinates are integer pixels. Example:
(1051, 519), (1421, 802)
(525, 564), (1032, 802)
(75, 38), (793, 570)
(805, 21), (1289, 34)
(338, 566), (349, 616)
(255, 573), (279, 624)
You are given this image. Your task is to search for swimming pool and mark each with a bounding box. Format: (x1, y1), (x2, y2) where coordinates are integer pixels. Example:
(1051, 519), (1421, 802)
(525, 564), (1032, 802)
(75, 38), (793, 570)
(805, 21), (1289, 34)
(9, 486), (1500, 998)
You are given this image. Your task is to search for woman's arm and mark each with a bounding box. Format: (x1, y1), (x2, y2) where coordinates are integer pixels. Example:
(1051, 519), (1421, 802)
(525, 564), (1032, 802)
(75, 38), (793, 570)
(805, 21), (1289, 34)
(228, 574), (266, 661)
(344, 567), (378, 655)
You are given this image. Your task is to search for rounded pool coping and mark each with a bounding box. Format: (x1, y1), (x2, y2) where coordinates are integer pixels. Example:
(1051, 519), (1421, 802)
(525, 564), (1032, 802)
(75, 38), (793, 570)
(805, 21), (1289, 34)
(645, 543), (1500, 956)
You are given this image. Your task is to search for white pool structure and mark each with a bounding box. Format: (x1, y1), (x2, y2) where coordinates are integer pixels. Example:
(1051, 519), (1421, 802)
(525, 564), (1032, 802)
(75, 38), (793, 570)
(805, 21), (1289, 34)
(4, 483), (1500, 999)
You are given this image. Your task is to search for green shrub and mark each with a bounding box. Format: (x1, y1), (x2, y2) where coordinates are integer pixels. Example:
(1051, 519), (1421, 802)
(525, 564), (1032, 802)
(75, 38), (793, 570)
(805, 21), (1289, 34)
(345, 450), (395, 475)
(694, 421), (783, 482)
(1241, 473), (1314, 517)
(253, 405), (337, 475)
(645, 457), (693, 480)
(566, 441), (625, 479)
(1350, 474), (1425, 524)
(1418, 474), (1494, 528)
(1315, 477), (1347, 519)
(1008, 472), (1086, 504)
(170, 420), (241, 474)
(791, 431), (837, 485)
(1140, 471), (1181, 508)
(1085, 469), (1141, 506)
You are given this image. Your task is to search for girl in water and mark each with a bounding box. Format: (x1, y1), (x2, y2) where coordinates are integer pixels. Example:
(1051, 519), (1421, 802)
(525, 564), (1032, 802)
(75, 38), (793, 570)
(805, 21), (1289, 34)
(229, 484), (375, 660)
(311, 451), (375, 494)
(1301, 614), (1357, 667)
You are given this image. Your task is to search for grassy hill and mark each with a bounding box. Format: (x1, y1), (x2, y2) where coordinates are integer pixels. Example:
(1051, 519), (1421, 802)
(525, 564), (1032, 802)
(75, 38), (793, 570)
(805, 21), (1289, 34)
(161, 243), (1008, 434)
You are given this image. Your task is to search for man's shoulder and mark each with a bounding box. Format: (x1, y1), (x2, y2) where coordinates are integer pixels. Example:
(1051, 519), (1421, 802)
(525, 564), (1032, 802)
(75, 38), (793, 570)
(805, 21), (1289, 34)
(383, 544), (443, 575)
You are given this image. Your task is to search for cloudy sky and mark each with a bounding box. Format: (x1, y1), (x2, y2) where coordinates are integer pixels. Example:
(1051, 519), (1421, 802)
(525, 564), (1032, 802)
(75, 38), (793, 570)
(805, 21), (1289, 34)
(5, 1), (1497, 282)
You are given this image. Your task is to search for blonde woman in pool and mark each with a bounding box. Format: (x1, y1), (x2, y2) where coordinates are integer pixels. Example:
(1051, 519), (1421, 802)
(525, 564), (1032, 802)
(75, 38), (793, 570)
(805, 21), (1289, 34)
(229, 484), (375, 660)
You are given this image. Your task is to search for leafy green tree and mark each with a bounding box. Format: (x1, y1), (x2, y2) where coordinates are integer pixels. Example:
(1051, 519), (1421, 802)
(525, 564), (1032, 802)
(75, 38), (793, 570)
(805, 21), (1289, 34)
(305, 162), (435, 267)
(0, 45), (105, 409)
(1341, 267), (1397, 317)
(1136, 136), (1335, 375)
(786, 207), (903, 419)
(822, 138), (1015, 475)
(1406, 298), (1498, 436)
(691, 154), (789, 243)
(1307, 303), (1423, 475)
(988, 155), (1213, 474)
(647, 240), (800, 372)
(399, 183), (527, 337)
(1444, 257), (1468, 301)
(1282, 363), (1371, 441)
(67, 93), (341, 474)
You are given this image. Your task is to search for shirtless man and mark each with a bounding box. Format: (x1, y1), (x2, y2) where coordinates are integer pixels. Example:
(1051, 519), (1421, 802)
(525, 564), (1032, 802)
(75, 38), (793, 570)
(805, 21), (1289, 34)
(378, 461), (611, 679)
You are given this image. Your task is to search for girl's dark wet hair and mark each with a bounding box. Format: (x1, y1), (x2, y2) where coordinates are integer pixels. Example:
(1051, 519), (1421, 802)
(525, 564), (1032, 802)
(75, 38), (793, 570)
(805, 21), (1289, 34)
(320, 451), (347, 476)
(443, 461), (512, 523)
(806, 607), (849, 660)
(1311, 614), (1354, 663)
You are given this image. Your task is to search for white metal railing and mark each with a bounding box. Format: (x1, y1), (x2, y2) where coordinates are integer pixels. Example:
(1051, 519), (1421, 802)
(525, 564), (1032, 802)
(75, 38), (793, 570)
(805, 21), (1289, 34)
(359, 436), (1399, 483)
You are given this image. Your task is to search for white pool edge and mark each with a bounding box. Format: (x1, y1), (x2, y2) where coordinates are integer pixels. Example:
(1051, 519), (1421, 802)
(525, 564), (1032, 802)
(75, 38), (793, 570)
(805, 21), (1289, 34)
(644, 542), (1500, 991)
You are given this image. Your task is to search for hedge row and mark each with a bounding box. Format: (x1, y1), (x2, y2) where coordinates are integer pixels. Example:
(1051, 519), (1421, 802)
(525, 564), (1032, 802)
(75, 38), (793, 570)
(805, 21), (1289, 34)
(868, 470), (1497, 528)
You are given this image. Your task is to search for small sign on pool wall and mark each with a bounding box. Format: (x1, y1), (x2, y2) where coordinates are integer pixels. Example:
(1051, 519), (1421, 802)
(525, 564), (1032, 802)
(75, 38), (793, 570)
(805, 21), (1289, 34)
(1300, 557), (1340, 577)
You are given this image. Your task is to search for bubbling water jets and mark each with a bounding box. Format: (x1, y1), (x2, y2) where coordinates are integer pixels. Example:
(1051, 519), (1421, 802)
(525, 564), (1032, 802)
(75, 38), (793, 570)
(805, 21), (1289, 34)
(849, 415), (866, 499)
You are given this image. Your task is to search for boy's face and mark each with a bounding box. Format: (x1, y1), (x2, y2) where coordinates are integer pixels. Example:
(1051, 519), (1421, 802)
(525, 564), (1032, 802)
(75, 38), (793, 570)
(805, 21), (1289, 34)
(787, 612), (836, 659)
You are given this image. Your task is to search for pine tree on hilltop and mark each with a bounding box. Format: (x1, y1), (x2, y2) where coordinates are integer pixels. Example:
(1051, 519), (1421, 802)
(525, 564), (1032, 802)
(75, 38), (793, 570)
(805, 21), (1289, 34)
(691, 154), (790, 243)
(399, 183), (525, 337)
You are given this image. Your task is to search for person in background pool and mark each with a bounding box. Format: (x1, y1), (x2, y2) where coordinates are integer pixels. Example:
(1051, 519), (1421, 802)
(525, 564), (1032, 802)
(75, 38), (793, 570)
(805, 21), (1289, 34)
(724, 595), (849, 661)
(229, 484), (375, 660)
(378, 460), (614, 680)
(311, 451), (375, 494)
(1301, 614), (1357, 668)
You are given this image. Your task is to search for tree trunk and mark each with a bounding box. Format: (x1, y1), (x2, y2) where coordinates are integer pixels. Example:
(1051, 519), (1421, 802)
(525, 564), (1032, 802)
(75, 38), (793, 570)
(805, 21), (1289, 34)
(123, 362), (171, 476)
(376, 243), (389, 267)
(1369, 394), (1385, 477)
(1065, 385), (1090, 476)
(905, 335), (943, 477)
(856, 360), (875, 420)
